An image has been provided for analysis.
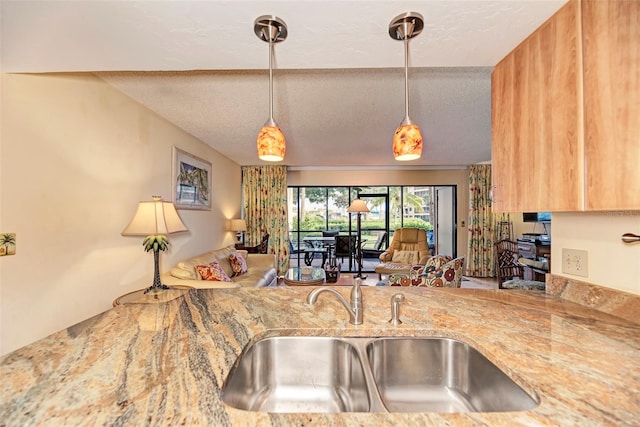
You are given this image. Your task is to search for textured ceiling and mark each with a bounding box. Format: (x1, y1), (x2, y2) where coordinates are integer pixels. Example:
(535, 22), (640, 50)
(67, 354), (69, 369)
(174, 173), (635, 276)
(1, 0), (567, 168)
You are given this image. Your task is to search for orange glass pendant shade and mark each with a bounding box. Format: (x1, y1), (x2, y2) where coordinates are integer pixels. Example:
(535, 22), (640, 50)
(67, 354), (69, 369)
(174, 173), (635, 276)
(257, 125), (286, 161)
(393, 123), (422, 161)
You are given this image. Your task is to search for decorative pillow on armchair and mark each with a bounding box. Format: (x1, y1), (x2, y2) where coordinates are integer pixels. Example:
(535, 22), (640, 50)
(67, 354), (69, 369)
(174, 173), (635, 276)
(196, 262), (233, 282)
(391, 250), (420, 265)
(228, 252), (248, 276)
(422, 255), (453, 274)
(419, 256), (465, 288)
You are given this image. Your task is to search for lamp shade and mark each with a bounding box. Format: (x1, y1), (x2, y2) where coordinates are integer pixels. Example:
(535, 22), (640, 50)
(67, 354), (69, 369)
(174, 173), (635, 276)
(347, 199), (371, 213)
(122, 197), (188, 236)
(393, 123), (423, 161)
(230, 218), (247, 232)
(257, 125), (286, 161)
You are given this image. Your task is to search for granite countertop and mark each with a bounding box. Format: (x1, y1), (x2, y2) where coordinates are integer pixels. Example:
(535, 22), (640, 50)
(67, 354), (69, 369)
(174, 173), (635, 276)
(1, 285), (639, 426)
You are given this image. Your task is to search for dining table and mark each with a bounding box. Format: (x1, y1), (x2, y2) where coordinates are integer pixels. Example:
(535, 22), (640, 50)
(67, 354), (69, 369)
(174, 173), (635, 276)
(302, 236), (338, 267)
(302, 235), (367, 269)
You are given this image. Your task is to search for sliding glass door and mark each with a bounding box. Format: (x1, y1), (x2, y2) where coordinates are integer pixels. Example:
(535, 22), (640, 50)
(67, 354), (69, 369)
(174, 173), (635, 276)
(287, 185), (457, 273)
(435, 186), (457, 256)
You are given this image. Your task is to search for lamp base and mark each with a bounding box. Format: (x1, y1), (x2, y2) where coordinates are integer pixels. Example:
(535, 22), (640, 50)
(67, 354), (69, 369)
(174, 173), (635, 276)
(145, 246), (170, 294)
(236, 232), (245, 245)
(144, 283), (170, 294)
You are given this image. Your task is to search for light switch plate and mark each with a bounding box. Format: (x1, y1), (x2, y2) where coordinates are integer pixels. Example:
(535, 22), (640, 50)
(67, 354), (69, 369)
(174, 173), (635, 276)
(562, 248), (588, 277)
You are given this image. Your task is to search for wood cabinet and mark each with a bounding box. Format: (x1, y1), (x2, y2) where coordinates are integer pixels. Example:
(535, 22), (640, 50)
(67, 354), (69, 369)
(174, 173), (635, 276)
(492, 0), (640, 212)
(492, 0), (582, 212)
(582, 0), (640, 210)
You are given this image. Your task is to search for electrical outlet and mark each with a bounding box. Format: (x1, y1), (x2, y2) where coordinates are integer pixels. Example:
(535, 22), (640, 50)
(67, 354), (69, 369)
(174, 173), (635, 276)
(562, 248), (588, 277)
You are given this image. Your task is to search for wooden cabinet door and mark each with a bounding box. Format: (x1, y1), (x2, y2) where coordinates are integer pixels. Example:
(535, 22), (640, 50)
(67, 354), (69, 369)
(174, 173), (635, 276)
(582, 0), (640, 210)
(492, 0), (583, 212)
(491, 51), (520, 212)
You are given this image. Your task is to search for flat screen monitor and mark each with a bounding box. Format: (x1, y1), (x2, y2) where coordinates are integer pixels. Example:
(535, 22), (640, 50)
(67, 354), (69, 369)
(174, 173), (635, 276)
(523, 212), (551, 223)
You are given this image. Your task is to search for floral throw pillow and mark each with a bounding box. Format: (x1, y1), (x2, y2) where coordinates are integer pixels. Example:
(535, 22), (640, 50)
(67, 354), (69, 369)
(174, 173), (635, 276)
(228, 252), (248, 276)
(420, 257), (465, 288)
(422, 255), (453, 276)
(196, 261), (232, 282)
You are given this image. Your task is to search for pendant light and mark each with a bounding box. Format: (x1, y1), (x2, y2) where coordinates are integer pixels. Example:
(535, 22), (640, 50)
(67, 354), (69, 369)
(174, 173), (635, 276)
(389, 12), (424, 161)
(254, 15), (288, 162)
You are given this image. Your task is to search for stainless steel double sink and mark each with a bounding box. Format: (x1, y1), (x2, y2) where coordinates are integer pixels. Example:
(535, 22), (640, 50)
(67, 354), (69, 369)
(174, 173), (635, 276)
(222, 336), (539, 413)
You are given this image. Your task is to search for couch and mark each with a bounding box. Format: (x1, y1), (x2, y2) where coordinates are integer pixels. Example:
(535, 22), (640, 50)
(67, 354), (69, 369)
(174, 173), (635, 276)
(161, 244), (277, 289)
(388, 255), (466, 288)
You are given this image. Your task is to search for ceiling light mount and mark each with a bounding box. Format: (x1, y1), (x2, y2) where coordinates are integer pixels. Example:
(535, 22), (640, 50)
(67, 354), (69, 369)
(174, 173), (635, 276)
(254, 15), (288, 162)
(389, 12), (424, 41)
(389, 11), (424, 161)
(254, 15), (288, 44)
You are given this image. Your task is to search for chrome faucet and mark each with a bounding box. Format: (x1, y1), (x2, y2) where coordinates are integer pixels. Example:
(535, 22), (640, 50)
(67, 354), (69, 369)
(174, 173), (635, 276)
(306, 277), (363, 325)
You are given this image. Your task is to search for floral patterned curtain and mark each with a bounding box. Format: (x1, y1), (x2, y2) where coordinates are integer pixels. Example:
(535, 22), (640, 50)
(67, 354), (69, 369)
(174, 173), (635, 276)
(242, 166), (289, 275)
(466, 164), (499, 277)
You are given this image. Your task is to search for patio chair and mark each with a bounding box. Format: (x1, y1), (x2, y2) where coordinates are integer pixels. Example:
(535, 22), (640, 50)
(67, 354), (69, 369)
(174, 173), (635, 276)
(334, 235), (357, 263)
(361, 231), (387, 259)
(289, 240), (304, 255)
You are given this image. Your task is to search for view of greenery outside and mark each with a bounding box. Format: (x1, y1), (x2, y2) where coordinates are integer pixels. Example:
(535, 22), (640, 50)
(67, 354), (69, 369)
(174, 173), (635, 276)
(288, 186), (441, 250)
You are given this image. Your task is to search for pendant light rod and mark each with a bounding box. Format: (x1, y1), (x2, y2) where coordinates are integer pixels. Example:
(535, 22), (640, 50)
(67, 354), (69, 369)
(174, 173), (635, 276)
(268, 33), (275, 124)
(389, 13), (423, 126)
(255, 17), (287, 126)
(403, 35), (410, 125)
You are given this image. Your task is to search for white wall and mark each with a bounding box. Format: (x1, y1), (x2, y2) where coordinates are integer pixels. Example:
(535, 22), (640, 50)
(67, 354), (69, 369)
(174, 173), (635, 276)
(551, 212), (640, 295)
(0, 73), (242, 355)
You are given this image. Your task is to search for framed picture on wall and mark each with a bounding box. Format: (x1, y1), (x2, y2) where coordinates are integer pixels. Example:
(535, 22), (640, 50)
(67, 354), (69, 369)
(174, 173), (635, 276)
(172, 147), (212, 210)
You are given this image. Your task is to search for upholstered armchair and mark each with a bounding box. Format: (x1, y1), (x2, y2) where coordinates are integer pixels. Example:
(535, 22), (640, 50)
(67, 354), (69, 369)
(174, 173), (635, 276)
(374, 228), (430, 279)
(361, 231), (388, 259)
(388, 255), (466, 288)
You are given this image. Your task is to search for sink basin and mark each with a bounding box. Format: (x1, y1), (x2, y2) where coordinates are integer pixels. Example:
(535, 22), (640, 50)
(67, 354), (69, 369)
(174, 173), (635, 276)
(222, 337), (370, 413)
(222, 336), (538, 413)
(366, 337), (539, 413)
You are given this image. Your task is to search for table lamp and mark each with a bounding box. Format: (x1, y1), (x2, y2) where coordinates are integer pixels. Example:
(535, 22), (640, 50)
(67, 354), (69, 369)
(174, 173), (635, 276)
(230, 219), (247, 244)
(122, 196), (188, 293)
(347, 198), (370, 279)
